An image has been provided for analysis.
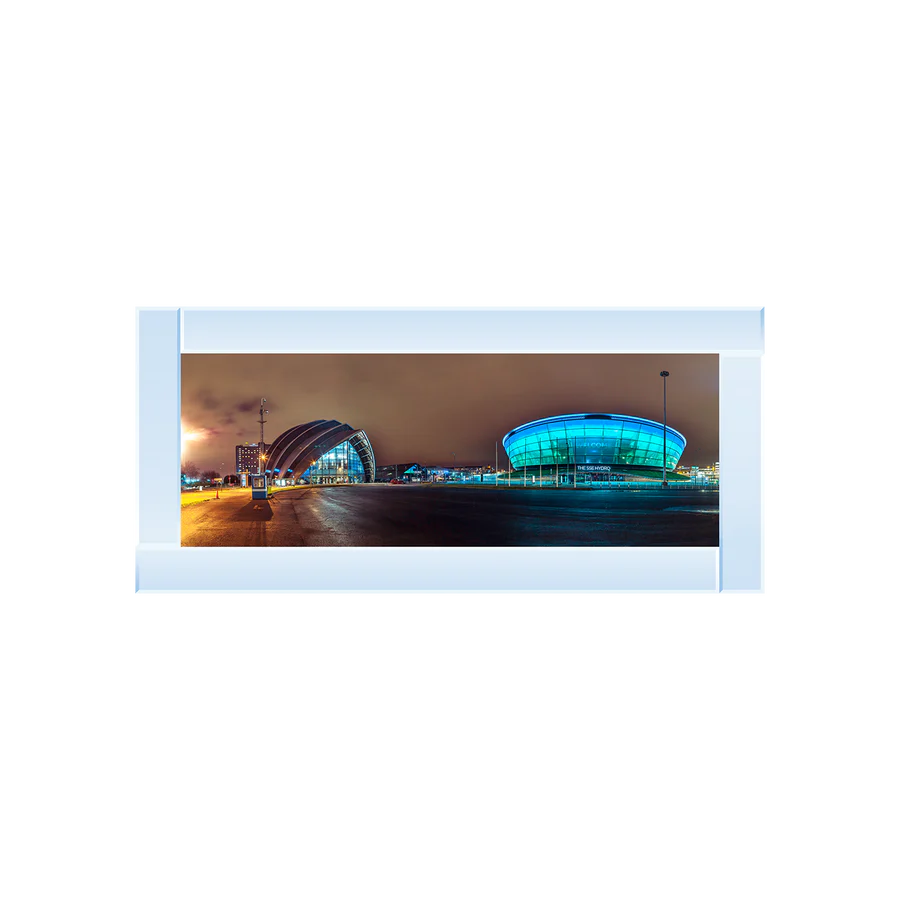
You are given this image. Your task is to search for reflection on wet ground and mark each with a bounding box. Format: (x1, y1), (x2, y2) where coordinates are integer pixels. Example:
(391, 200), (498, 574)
(182, 485), (719, 547)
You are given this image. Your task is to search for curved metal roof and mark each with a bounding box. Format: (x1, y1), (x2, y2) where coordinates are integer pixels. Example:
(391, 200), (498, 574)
(265, 419), (376, 482)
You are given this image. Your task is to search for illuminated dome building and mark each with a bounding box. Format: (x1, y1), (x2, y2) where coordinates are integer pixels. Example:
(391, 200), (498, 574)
(265, 419), (375, 485)
(501, 413), (687, 483)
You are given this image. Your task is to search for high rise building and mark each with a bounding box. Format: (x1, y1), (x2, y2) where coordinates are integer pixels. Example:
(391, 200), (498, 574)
(235, 442), (266, 474)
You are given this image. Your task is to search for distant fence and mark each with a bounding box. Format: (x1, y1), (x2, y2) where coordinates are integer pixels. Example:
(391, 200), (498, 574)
(581, 481), (718, 490)
(449, 475), (718, 490)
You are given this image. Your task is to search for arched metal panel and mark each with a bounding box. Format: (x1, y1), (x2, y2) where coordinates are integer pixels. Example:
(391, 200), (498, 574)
(348, 429), (376, 483)
(266, 419), (340, 472)
(266, 419), (377, 483)
(277, 423), (353, 477)
(265, 419), (326, 472)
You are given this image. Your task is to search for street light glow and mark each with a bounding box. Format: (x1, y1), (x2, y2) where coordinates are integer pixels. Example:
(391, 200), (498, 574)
(181, 425), (207, 458)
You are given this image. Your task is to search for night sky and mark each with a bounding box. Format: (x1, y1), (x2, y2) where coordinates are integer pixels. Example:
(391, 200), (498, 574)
(181, 354), (719, 472)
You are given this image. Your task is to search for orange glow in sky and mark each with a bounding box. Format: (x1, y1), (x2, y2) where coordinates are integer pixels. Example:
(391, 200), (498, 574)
(181, 425), (208, 457)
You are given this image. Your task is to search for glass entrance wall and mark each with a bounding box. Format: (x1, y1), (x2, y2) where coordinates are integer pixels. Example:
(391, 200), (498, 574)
(300, 440), (366, 484)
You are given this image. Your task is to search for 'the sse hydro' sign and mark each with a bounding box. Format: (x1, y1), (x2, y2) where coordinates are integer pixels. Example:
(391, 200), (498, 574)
(576, 464), (612, 473)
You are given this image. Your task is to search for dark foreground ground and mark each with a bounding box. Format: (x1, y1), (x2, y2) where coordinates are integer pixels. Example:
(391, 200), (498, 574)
(181, 484), (719, 547)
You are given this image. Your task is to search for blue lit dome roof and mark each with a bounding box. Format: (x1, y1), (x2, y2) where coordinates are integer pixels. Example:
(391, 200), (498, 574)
(502, 413), (686, 472)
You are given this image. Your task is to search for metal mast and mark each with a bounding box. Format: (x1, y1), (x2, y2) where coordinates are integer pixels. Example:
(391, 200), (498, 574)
(258, 398), (268, 474)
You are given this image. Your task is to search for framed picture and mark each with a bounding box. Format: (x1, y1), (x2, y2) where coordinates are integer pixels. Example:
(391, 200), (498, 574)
(136, 308), (763, 591)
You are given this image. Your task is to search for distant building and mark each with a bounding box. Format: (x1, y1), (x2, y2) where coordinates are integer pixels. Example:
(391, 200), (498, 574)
(692, 464), (720, 484)
(235, 442), (266, 475)
(375, 463), (495, 483)
(375, 463), (419, 482)
(673, 462), (719, 484)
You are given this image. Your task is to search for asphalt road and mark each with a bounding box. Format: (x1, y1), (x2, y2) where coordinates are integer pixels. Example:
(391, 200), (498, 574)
(181, 484), (719, 547)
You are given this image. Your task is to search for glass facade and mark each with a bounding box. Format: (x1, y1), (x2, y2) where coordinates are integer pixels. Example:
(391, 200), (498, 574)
(503, 414), (686, 473)
(300, 440), (366, 484)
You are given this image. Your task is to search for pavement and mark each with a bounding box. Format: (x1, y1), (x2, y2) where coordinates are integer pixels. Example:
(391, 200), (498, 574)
(180, 483), (719, 547)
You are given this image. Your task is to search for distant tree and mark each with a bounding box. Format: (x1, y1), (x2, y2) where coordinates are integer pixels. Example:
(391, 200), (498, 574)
(223, 474), (240, 486)
(181, 461), (199, 479)
(200, 469), (220, 483)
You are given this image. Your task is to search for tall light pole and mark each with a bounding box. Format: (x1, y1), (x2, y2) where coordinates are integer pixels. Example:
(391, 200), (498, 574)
(258, 398), (268, 474)
(660, 372), (669, 486)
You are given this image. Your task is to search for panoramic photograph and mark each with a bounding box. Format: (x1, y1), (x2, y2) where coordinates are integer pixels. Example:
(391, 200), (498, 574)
(180, 353), (719, 547)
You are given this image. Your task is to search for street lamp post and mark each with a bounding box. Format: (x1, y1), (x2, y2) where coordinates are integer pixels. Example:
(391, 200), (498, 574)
(258, 398), (268, 474)
(660, 371), (670, 486)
